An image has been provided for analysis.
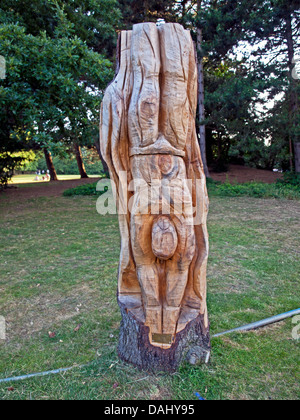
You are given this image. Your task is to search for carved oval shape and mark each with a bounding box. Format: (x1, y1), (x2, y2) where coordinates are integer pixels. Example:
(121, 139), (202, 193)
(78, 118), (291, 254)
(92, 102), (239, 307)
(140, 98), (157, 118)
(158, 155), (173, 175)
(152, 216), (178, 261)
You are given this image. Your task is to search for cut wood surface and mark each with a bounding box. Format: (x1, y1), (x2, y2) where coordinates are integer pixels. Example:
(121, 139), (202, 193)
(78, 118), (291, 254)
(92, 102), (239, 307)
(100, 22), (210, 370)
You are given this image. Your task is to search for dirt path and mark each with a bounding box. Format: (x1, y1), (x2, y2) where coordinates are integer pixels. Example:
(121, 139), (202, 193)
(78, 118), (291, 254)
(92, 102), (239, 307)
(209, 165), (283, 184)
(1, 177), (101, 200)
(0, 165), (283, 201)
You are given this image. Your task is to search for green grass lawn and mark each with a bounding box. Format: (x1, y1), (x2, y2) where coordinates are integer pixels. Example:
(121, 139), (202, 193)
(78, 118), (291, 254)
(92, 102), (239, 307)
(0, 191), (299, 400)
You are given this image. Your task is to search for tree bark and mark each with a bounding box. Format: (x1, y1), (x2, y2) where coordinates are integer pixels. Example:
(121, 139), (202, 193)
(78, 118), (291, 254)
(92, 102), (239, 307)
(295, 143), (300, 173)
(181, 0), (187, 19)
(94, 139), (110, 177)
(286, 13), (299, 172)
(197, 0), (210, 178)
(43, 148), (58, 181)
(74, 144), (89, 179)
(118, 297), (210, 373)
(206, 126), (214, 165)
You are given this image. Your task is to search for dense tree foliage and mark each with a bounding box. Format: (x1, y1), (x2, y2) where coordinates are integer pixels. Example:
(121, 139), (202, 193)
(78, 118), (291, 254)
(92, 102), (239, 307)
(118, 0), (175, 28)
(0, 0), (121, 55)
(194, 0), (299, 171)
(116, 0), (300, 173)
(0, 0), (299, 187)
(0, 1), (115, 184)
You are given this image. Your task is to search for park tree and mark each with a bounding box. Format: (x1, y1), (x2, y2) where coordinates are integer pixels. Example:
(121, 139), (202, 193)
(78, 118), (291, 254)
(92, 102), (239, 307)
(0, 0), (121, 56)
(192, 0), (261, 173)
(252, 0), (300, 172)
(0, 11), (113, 182)
(196, 0), (209, 176)
(233, 0), (300, 172)
(0, 2), (115, 184)
(203, 58), (274, 170)
(192, 0), (300, 172)
(117, 0), (176, 28)
(1, 0), (298, 184)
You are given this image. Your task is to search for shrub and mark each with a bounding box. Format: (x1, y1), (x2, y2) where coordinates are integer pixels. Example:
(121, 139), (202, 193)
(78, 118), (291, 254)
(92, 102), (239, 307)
(277, 172), (300, 187)
(63, 178), (300, 200)
(0, 153), (26, 189)
(63, 180), (108, 197)
(63, 182), (98, 197)
(208, 179), (300, 200)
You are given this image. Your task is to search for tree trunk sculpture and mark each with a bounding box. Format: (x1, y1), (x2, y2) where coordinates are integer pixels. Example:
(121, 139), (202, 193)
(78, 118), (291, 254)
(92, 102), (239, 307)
(100, 22), (210, 372)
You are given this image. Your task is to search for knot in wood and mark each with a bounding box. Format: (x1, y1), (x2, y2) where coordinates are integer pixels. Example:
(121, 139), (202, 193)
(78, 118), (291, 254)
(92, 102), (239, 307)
(151, 216), (178, 261)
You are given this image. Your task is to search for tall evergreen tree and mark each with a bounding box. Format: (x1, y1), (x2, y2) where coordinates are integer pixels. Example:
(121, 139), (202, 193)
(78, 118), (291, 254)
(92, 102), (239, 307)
(245, 0), (300, 171)
(117, 0), (176, 28)
(193, 0), (299, 172)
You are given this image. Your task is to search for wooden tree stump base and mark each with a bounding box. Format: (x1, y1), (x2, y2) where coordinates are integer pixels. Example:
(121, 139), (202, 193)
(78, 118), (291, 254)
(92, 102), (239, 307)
(118, 299), (211, 373)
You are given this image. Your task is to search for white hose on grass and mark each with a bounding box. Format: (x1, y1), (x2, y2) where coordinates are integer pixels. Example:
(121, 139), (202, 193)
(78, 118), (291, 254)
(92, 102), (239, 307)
(0, 308), (299, 384)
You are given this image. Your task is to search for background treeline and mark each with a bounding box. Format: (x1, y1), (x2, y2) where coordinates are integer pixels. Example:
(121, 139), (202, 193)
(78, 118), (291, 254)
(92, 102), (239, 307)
(0, 0), (299, 186)
(17, 148), (103, 175)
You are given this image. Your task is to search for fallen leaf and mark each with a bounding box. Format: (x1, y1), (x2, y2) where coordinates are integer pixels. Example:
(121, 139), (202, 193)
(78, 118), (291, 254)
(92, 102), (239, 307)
(48, 331), (56, 339)
(8, 387), (14, 392)
(113, 383), (119, 389)
(74, 324), (82, 332)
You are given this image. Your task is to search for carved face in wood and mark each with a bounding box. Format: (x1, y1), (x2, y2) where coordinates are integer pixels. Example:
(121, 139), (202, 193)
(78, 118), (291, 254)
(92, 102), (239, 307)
(100, 22), (209, 350)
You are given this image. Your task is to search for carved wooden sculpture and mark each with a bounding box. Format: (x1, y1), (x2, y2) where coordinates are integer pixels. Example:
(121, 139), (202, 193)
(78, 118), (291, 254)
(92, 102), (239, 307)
(100, 22), (210, 372)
